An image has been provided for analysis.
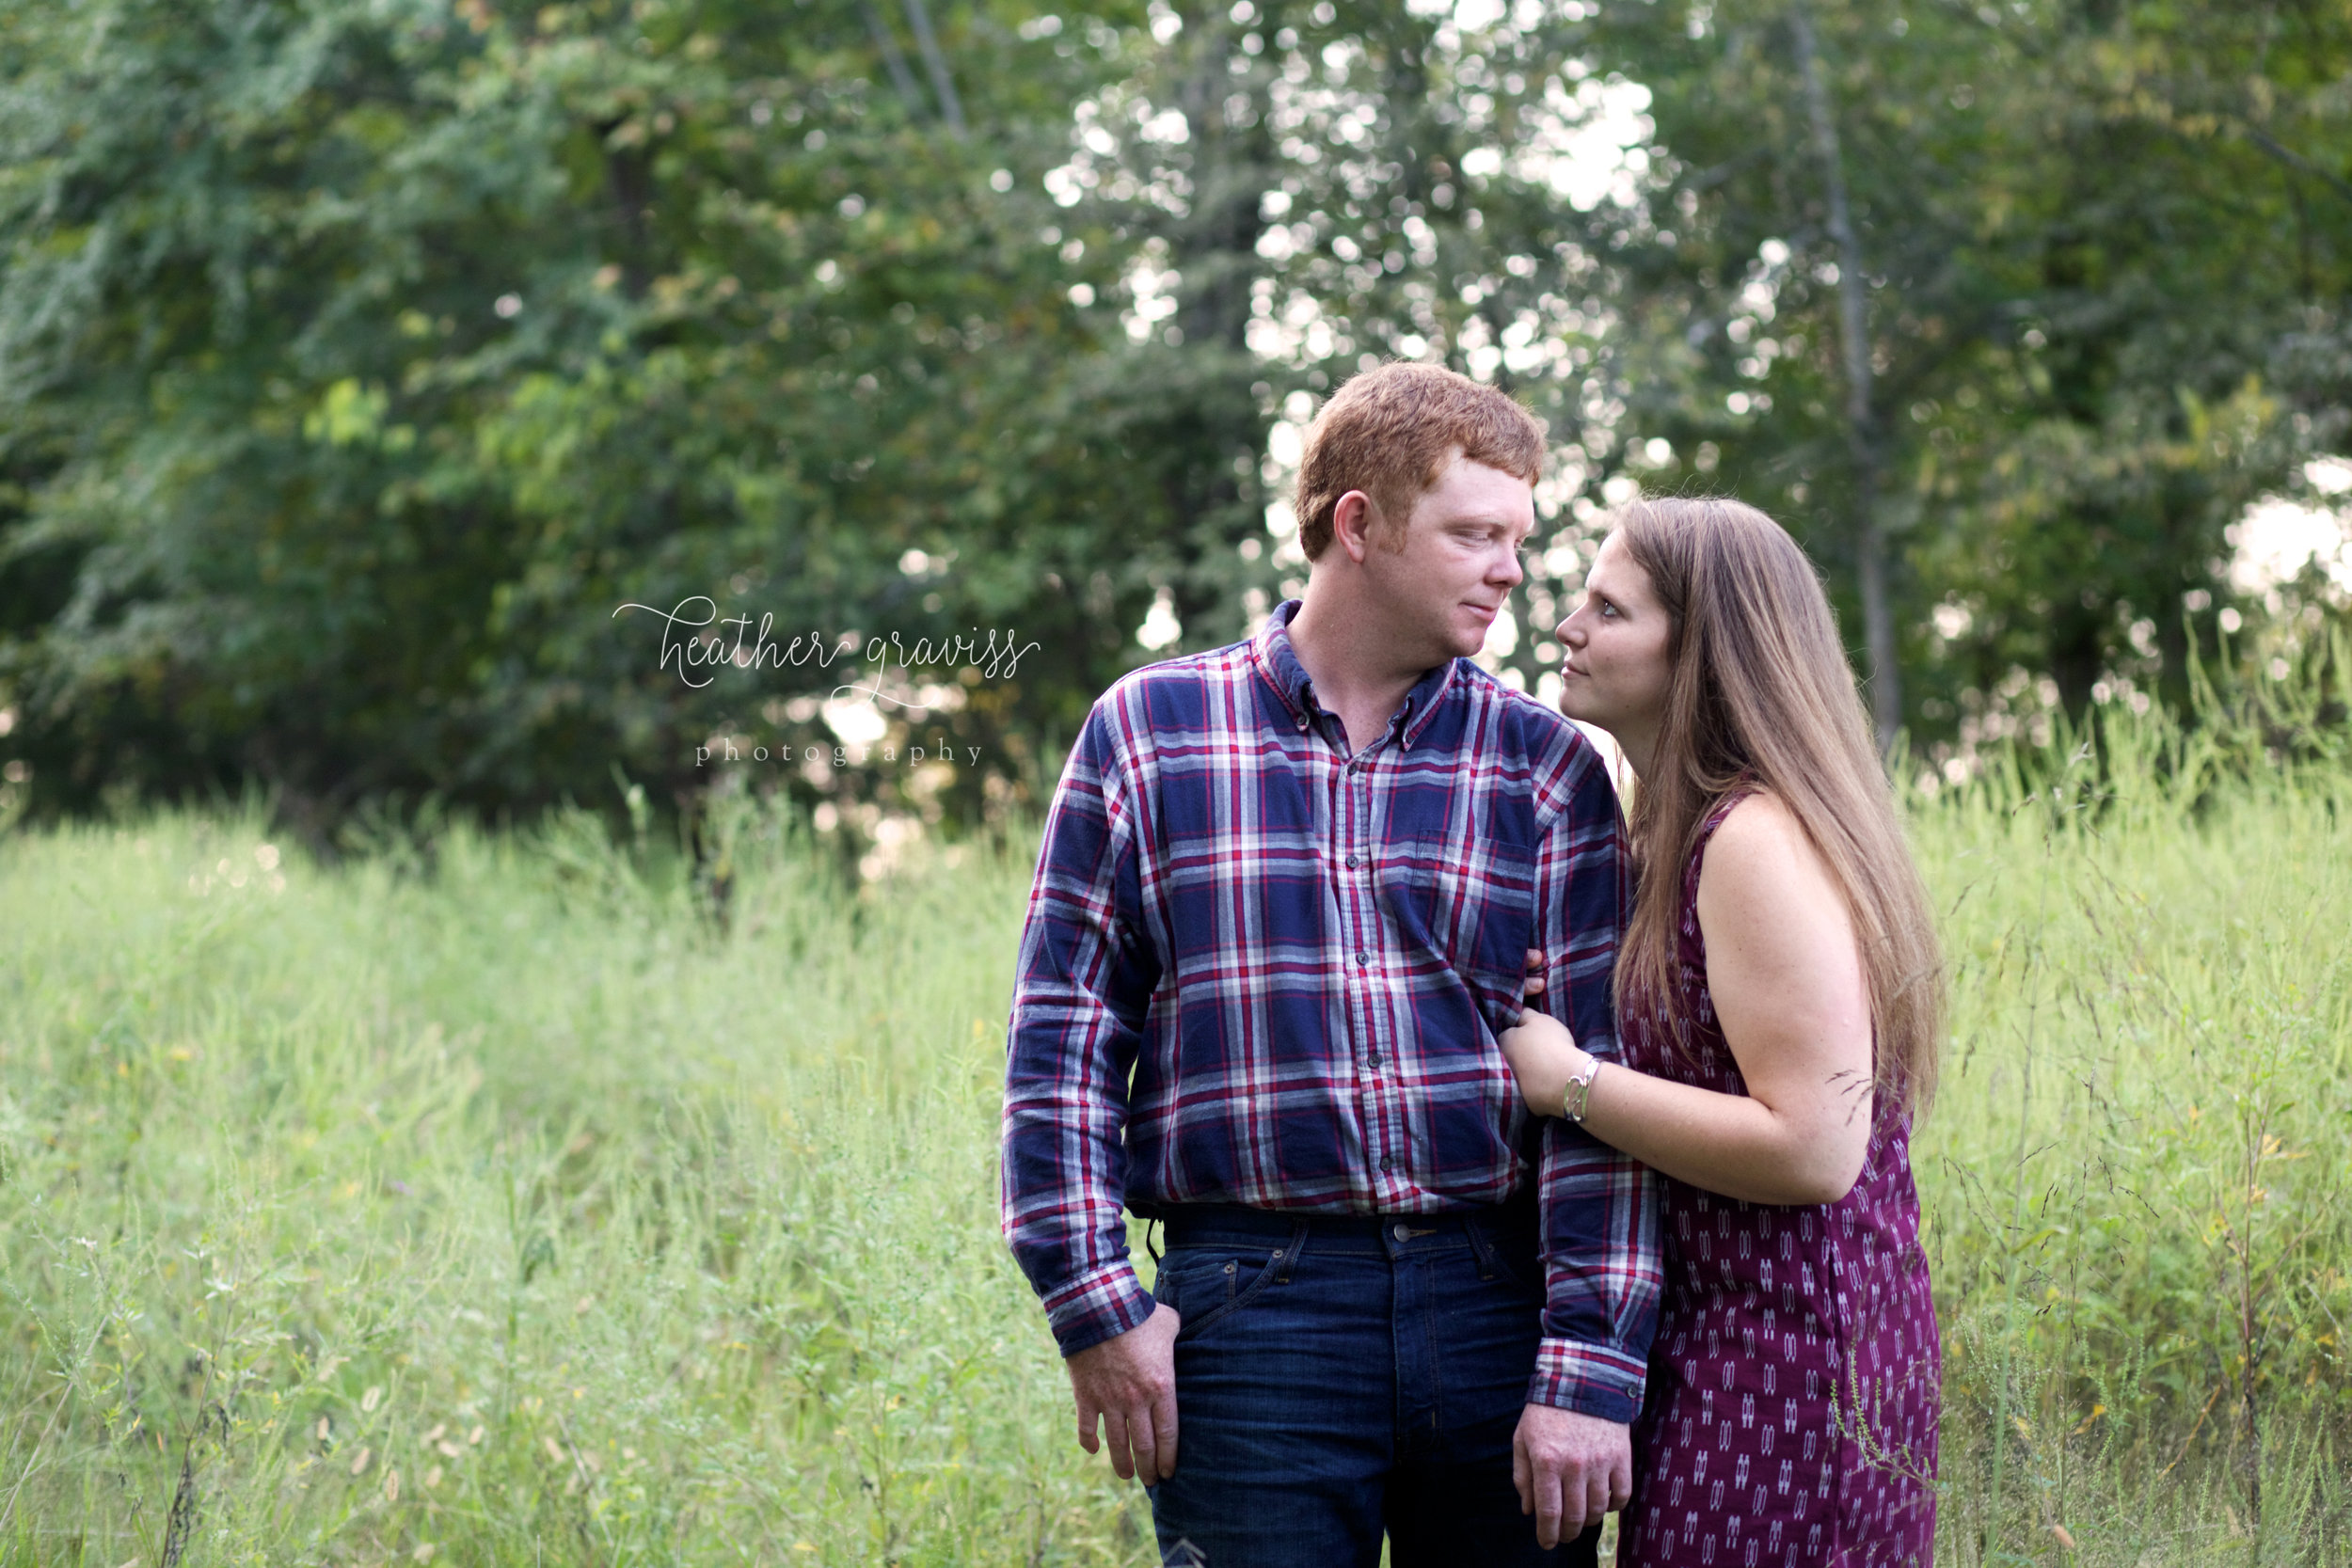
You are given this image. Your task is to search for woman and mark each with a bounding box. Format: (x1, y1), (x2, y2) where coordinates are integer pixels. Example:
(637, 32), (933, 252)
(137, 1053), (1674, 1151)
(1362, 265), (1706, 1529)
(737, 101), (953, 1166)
(1501, 498), (1943, 1567)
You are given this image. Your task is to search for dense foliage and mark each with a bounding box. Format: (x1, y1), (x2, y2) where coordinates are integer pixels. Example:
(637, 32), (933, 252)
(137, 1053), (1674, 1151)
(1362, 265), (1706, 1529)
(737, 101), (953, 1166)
(4, 0), (2350, 837)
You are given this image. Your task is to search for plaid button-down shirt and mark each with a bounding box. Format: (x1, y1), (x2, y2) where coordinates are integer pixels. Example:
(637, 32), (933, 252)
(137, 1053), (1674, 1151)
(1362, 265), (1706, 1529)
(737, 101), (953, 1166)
(1000, 600), (1661, 1420)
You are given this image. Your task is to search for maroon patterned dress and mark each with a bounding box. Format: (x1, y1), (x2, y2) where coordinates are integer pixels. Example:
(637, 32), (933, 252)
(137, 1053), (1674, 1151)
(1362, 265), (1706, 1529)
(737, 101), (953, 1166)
(1617, 792), (1939, 1567)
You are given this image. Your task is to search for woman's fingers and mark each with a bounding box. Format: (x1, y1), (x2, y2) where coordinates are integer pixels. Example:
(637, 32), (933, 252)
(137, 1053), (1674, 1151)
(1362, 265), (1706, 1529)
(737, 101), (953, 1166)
(1523, 946), (1548, 994)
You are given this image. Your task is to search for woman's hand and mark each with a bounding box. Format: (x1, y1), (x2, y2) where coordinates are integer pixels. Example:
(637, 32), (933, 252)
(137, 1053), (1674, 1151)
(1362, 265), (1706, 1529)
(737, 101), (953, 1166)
(1505, 946), (1594, 1117)
(1497, 1005), (1595, 1120)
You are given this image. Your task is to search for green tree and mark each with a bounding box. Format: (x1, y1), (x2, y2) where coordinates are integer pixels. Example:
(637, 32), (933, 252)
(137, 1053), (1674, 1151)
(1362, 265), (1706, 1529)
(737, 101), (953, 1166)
(1574, 0), (2352, 753)
(0, 0), (1180, 836)
(10, 0), (2349, 838)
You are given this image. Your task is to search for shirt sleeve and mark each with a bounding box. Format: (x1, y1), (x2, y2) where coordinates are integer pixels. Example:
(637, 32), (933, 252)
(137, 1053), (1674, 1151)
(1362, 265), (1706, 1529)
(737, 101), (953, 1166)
(999, 696), (1164, 1356)
(1524, 739), (1662, 1421)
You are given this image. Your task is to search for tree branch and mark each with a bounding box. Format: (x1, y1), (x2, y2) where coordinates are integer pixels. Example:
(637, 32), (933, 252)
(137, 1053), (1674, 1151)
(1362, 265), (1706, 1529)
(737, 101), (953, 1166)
(2240, 122), (2352, 214)
(859, 3), (929, 120)
(899, 0), (967, 137)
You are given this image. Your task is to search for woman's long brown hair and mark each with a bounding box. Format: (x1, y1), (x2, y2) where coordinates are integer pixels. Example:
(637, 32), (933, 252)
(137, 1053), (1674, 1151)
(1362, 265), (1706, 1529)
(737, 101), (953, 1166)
(1611, 498), (1945, 1112)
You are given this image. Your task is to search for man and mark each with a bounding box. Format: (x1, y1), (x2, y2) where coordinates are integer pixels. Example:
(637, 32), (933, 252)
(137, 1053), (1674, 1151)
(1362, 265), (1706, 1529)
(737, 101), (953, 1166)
(1001, 363), (1660, 1565)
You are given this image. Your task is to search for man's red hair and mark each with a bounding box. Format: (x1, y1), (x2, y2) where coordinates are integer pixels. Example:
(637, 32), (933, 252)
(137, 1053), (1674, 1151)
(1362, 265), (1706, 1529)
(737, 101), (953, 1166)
(1294, 363), (1546, 560)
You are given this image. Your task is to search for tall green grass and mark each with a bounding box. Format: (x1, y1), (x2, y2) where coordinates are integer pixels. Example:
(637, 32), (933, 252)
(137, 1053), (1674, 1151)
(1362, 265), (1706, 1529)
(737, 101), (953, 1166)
(0, 682), (2345, 1565)
(1912, 684), (2351, 1566)
(0, 804), (1139, 1564)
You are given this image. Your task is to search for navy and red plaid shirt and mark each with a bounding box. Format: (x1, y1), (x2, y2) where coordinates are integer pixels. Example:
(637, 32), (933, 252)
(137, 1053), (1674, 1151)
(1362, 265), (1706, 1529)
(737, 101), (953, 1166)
(1000, 600), (1661, 1420)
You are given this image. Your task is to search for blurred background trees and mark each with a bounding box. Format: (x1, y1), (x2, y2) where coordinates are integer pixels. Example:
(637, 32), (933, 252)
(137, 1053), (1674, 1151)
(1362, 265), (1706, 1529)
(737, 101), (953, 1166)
(5, 0), (2349, 847)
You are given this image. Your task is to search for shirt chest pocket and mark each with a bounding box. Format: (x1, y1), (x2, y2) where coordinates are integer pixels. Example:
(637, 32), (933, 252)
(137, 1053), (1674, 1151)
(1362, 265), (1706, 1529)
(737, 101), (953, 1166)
(1382, 832), (1537, 999)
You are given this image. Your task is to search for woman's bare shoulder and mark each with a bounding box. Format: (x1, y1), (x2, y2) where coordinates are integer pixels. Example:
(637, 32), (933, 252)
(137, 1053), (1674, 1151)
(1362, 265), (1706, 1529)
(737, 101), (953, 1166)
(1697, 790), (1840, 916)
(1708, 788), (1804, 859)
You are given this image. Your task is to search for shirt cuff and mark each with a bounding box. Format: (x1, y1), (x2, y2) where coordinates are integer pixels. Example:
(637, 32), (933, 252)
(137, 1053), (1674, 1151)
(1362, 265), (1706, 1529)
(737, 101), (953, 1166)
(1041, 1260), (1158, 1357)
(1527, 1335), (1647, 1424)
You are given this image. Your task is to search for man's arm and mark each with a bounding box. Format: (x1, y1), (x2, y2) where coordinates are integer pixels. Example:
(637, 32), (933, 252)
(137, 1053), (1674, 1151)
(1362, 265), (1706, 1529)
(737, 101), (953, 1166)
(1000, 697), (1174, 1477)
(1515, 735), (1661, 1543)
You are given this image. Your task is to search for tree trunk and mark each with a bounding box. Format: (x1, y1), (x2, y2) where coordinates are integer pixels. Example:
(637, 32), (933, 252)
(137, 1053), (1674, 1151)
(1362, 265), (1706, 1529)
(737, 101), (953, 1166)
(1161, 3), (1273, 645)
(1790, 0), (1900, 749)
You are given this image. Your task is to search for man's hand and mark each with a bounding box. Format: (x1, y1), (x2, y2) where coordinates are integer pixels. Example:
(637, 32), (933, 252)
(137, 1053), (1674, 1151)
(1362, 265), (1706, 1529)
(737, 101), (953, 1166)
(1512, 1402), (1632, 1548)
(1066, 1303), (1183, 1482)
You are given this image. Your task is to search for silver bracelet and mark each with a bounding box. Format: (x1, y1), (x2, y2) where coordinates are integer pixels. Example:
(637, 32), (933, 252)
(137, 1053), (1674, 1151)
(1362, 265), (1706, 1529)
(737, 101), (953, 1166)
(1564, 1058), (1601, 1124)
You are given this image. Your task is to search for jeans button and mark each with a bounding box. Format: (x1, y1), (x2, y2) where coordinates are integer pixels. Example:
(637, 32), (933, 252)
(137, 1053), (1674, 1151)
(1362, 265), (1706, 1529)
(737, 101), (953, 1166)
(1391, 1223), (1411, 1243)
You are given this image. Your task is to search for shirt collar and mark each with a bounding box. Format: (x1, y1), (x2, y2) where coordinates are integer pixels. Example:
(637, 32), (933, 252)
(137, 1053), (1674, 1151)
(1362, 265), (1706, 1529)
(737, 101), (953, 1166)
(1250, 598), (1461, 750)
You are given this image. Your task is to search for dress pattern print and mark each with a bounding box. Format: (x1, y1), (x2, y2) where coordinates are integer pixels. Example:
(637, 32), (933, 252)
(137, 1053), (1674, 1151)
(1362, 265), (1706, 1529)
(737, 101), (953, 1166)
(1617, 792), (1939, 1568)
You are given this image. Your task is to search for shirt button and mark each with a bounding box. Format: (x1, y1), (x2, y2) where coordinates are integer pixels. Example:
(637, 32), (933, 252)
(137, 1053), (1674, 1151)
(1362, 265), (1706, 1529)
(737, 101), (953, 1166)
(1344, 853), (1359, 869)
(1355, 951), (1369, 966)
(1379, 1156), (1394, 1173)
(1367, 1052), (1382, 1068)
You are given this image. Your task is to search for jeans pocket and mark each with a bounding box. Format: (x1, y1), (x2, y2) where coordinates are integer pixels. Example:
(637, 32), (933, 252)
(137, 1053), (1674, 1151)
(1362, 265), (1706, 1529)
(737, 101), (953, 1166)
(1160, 1241), (1291, 1344)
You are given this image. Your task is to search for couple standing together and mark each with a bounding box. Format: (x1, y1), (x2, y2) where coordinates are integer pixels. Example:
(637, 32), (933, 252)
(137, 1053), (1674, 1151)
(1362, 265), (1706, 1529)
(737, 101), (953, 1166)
(1001, 363), (1944, 1566)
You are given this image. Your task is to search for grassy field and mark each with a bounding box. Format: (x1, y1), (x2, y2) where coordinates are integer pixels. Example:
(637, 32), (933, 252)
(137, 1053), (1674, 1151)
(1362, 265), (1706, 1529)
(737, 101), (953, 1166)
(0, 695), (2346, 1565)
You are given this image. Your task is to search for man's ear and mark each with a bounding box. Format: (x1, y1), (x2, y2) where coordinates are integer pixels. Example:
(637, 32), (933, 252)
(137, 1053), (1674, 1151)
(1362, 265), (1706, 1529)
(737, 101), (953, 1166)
(1330, 489), (1381, 564)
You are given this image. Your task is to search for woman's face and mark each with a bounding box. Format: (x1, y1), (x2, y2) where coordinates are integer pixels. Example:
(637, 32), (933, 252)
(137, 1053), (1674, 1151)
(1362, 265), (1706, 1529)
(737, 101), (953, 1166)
(1554, 531), (1676, 745)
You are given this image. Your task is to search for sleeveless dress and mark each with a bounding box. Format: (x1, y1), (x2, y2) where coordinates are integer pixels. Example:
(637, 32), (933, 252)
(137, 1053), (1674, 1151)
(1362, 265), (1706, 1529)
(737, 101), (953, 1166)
(1617, 792), (1940, 1568)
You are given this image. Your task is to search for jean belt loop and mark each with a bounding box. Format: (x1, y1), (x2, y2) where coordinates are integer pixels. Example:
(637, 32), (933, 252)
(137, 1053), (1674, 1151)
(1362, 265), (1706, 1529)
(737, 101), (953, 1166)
(1458, 1222), (1496, 1278)
(1275, 1218), (1309, 1285)
(1464, 1211), (1500, 1280)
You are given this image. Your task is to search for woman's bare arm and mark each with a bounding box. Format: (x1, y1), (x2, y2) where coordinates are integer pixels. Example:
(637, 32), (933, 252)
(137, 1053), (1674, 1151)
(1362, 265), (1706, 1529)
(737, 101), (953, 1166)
(1501, 793), (1875, 1206)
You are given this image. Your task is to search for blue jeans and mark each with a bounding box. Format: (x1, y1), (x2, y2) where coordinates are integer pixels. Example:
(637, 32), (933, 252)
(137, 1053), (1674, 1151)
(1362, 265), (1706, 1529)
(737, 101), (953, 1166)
(1141, 1203), (1601, 1568)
